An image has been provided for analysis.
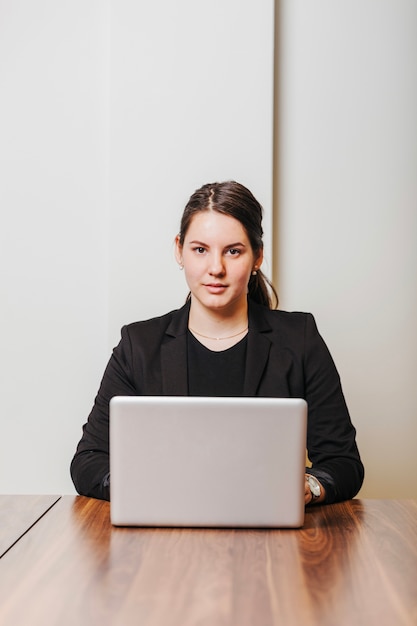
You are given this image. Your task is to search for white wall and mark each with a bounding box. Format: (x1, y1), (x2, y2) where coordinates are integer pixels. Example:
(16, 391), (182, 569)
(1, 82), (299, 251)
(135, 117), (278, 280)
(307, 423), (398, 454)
(277, 0), (417, 497)
(0, 1), (110, 494)
(0, 1), (274, 494)
(108, 0), (274, 344)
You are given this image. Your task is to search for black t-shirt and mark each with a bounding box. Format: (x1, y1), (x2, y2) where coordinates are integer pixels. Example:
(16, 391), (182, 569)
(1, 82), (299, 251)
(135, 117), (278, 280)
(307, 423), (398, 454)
(187, 330), (247, 396)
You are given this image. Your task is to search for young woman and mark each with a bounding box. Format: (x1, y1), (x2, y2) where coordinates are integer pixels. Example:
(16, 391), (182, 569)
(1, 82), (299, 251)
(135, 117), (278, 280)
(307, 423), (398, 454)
(71, 181), (364, 504)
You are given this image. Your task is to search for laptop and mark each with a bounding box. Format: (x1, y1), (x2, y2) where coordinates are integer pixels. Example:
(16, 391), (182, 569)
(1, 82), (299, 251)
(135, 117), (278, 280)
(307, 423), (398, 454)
(110, 396), (307, 528)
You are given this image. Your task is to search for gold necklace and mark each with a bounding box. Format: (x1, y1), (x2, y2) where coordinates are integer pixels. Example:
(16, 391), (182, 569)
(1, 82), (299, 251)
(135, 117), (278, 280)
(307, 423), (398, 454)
(189, 326), (248, 341)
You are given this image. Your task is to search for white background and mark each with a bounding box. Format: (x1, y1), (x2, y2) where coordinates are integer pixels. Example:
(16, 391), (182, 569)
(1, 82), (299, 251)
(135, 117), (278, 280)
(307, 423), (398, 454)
(277, 1), (417, 497)
(0, 0), (274, 494)
(1, 1), (416, 497)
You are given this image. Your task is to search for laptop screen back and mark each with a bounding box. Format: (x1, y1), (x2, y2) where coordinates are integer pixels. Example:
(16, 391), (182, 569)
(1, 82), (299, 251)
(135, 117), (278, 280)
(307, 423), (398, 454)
(110, 396), (307, 528)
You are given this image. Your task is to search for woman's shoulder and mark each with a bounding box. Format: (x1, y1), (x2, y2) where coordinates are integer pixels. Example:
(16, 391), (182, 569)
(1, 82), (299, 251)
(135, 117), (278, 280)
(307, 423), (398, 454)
(268, 309), (318, 339)
(249, 301), (323, 349)
(121, 302), (189, 338)
(249, 300), (315, 328)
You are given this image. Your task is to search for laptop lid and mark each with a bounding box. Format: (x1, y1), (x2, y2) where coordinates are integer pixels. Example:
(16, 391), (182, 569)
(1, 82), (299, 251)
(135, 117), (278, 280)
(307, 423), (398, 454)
(110, 396), (307, 528)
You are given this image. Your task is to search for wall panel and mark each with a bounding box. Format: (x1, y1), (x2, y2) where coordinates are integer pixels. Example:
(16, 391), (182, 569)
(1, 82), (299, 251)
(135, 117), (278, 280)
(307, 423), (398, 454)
(276, 0), (417, 497)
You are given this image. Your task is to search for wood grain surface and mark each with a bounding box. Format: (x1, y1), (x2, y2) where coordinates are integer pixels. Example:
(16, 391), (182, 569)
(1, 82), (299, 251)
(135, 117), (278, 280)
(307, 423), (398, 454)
(0, 494), (60, 558)
(0, 497), (415, 625)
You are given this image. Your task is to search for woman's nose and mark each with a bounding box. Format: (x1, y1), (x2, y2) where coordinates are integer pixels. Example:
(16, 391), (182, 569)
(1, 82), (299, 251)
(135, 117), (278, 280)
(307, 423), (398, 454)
(208, 252), (225, 276)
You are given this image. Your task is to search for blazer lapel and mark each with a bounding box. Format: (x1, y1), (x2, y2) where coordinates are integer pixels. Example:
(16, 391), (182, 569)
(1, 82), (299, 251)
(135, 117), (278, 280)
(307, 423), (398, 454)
(243, 300), (273, 396)
(159, 299), (276, 396)
(161, 302), (190, 395)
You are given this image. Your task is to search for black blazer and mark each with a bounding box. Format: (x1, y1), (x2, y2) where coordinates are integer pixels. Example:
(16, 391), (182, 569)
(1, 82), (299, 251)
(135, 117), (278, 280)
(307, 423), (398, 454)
(70, 299), (364, 502)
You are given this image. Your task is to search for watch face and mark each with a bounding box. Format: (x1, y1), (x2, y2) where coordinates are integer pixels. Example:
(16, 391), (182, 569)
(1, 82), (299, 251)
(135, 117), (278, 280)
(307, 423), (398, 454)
(307, 476), (321, 497)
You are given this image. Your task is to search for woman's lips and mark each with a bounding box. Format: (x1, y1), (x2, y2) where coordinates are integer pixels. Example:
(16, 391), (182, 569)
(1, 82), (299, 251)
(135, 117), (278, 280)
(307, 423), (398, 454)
(204, 283), (227, 294)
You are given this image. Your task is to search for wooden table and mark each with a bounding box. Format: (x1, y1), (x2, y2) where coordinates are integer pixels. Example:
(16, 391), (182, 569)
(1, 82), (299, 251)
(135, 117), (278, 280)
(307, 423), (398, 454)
(0, 497), (416, 626)
(0, 494), (60, 558)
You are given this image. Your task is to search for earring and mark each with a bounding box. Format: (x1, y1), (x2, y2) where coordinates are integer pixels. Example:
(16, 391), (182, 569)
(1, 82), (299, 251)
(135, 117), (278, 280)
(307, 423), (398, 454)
(251, 269), (258, 276)
(179, 264), (184, 270)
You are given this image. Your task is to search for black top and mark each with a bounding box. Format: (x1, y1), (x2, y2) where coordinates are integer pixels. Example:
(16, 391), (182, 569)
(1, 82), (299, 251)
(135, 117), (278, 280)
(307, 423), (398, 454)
(187, 331), (247, 396)
(70, 299), (364, 503)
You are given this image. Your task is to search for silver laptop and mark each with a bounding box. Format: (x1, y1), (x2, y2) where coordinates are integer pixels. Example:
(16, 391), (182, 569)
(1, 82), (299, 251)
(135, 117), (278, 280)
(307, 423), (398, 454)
(110, 396), (307, 528)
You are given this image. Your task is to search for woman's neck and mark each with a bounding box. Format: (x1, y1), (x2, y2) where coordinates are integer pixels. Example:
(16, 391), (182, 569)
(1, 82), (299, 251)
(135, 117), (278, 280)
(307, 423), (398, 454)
(188, 298), (249, 351)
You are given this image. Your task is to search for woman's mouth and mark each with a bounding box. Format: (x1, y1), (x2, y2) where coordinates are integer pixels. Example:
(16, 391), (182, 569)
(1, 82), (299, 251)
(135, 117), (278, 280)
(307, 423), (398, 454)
(204, 283), (227, 294)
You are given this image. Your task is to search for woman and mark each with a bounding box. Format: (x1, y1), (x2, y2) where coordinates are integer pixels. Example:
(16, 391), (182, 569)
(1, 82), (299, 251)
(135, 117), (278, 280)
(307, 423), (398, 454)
(71, 181), (364, 504)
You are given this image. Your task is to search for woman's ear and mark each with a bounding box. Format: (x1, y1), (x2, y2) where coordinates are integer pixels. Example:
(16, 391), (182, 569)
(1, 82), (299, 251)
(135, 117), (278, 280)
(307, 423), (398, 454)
(254, 247), (264, 271)
(174, 235), (183, 266)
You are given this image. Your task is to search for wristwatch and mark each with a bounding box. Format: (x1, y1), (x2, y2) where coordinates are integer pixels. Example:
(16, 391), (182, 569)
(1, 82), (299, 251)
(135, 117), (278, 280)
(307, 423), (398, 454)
(306, 474), (321, 501)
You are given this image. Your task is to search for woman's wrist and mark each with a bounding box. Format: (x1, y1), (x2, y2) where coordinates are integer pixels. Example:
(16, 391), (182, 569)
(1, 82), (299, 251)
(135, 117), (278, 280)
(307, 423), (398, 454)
(305, 474), (326, 505)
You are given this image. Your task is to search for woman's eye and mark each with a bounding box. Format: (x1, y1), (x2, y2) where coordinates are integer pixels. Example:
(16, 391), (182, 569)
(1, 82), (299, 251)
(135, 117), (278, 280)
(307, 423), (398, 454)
(194, 247), (206, 254)
(228, 248), (241, 256)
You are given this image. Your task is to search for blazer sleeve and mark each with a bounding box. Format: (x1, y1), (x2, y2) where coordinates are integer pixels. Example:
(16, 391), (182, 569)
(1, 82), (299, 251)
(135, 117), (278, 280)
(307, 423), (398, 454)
(302, 313), (364, 502)
(70, 325), (137, 500)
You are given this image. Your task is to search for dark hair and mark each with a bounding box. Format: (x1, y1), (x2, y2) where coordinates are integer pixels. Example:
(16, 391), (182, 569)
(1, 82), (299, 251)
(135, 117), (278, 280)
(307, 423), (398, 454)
(179, 181), (278, 309)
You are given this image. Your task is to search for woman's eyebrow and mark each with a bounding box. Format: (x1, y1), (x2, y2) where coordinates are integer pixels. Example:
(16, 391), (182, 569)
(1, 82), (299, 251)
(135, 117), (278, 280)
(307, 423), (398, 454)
(188, 239), (209, 246)
(187, 240), (247, 248)
(225, 242), (247, 248)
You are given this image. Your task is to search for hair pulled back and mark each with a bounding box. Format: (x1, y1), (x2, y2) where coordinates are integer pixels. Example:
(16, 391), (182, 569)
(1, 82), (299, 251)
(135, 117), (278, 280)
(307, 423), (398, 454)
(179, 181), (278, 309)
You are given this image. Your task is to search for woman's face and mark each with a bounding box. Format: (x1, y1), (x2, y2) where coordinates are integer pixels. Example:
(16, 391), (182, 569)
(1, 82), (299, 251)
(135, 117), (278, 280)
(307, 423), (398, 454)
(175, 210), (263, 315)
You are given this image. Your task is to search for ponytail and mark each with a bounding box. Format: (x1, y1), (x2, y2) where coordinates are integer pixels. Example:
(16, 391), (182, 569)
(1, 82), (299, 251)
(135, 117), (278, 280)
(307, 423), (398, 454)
(248, 270), (278, 309)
